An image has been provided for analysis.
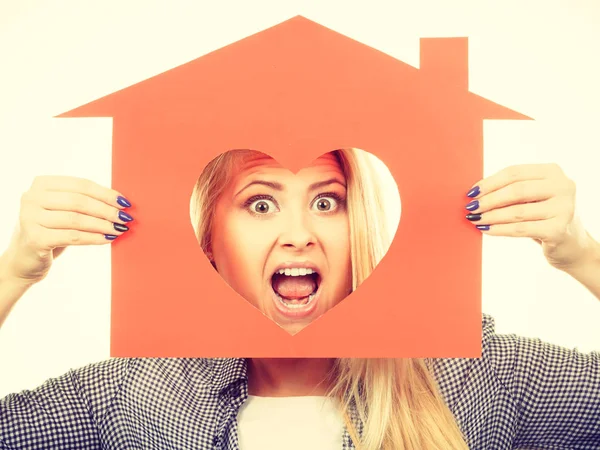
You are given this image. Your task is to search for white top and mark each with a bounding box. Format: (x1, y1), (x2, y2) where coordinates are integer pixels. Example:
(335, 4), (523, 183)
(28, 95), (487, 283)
(236, 395), (344, 450)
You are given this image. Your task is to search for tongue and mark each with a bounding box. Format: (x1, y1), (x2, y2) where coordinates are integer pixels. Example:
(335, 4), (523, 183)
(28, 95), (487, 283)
(272, 275), (316, 299)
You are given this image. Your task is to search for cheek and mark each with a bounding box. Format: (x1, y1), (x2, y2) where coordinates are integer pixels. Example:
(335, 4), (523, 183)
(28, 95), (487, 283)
(214, 210), (253, 259)
(224, 219), (270, 257)
(319, 218), (352, 285)
(214, 216), (268, 292)
(319, 218), (353, 301)
(323, 217), (351, 258)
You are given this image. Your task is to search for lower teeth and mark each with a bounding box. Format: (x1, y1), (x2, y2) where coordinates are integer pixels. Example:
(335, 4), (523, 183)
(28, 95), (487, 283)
(276, 292), (316, 309)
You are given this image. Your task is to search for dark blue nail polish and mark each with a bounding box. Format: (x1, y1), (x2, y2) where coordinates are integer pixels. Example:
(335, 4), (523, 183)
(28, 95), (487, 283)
(119, 210), (134, 222)
(113, 223), (129, 232)
(465, 200), (479, 211)
(105, 234), (118, 240)
(117, 196), (132, 208)
(467, 186), (480, 198)
(476, 225), (490, 231)
(466, 213), (482, 221)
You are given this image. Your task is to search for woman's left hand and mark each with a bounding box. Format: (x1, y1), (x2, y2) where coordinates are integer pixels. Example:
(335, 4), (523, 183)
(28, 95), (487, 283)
(464, 163), (594, 272)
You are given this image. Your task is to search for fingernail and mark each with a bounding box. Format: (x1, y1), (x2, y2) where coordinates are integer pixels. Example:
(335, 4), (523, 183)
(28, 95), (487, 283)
(117, 196), (132, 208)
(119, 211), (134, 222)
(467, 186), (480, 198)
(114, 223), (129, 232)
(476, 225), (490, 231)
(465, 200), (479, 211)
(105, 234), (118, 240)
(466, 213), (482, 222)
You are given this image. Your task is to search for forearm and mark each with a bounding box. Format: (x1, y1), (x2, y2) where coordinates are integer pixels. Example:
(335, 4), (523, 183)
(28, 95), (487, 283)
(561, 231), (600, 302)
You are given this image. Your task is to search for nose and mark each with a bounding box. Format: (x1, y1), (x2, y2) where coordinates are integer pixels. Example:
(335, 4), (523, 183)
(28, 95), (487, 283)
(278, 210), (316, 251)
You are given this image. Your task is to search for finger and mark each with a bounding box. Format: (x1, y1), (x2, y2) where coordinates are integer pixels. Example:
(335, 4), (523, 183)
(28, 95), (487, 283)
(30, 191), (134, 225)
(467, 163), (562, 198)
(31, 175), (130, 210)
(28, 223), (119, 250)
(467, 197), (560, 225)
(36, 208), (129, 236)
(475, 218), (560, 241)
(468, 179), (556, 213)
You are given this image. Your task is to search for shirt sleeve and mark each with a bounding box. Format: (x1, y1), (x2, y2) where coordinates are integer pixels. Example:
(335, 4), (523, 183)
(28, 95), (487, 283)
(0, 358), (131, 450)
(487, 324), (600, 449)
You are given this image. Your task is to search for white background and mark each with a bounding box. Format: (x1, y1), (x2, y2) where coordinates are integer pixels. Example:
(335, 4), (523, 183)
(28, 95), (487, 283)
(0, 0), (599, 397)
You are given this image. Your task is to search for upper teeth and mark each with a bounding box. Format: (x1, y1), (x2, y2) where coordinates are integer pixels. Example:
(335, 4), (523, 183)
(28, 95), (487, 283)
(276, 268), (315, 276)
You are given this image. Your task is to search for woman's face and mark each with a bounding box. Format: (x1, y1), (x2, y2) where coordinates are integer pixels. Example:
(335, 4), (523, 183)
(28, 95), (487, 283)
(210, 152), (353, 335)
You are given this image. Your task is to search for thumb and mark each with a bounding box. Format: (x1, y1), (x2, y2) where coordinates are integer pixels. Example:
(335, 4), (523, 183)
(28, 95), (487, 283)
(52, 247), (67, 259)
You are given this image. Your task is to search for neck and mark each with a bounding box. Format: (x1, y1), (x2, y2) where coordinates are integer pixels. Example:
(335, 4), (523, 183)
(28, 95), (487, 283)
(246, 358), (336, 397)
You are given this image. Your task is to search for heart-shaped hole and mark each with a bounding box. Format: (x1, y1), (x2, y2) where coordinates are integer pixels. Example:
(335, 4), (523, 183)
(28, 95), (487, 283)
(190, 148), (400, 335)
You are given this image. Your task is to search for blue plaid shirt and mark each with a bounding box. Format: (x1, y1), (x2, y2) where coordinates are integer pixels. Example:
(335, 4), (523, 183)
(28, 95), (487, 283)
(1, 314), (599, 449)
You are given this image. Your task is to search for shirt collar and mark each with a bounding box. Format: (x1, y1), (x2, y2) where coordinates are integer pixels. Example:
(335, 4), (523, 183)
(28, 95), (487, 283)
(212, 357), (248, 395)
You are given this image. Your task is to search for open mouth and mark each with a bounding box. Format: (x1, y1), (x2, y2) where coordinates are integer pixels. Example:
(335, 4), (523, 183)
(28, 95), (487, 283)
(270, 268), (321, 315)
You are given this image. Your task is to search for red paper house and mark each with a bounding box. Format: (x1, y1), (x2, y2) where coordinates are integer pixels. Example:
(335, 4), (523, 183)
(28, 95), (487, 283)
(57, 15), (530, 357)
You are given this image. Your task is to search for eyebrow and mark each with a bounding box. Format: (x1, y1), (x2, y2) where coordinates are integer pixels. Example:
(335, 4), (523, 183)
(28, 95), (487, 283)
(234, 178), (346, 197)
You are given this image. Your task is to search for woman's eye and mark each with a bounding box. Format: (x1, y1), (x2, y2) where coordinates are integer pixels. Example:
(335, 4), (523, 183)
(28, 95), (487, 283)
(312, 196), (339, 212)
(245, 194), (342, 215)
(249, 198), (277, 214)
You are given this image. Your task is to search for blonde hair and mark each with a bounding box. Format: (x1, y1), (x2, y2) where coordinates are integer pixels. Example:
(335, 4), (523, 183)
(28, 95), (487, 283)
(190, 149), (469, 450)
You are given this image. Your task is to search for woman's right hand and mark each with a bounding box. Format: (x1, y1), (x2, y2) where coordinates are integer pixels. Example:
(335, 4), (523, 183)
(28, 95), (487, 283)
(0, 176), (133, 287)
